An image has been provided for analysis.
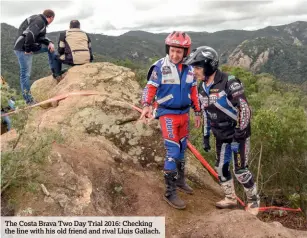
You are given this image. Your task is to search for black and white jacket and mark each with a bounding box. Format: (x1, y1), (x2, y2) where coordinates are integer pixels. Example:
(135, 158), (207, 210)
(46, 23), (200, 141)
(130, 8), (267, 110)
(13, 14), (52, 53)
(198, 69), (251, 141)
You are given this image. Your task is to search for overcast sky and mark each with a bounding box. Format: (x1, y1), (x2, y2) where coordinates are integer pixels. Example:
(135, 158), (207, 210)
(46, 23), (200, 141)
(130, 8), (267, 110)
(1, 0), (307, 36)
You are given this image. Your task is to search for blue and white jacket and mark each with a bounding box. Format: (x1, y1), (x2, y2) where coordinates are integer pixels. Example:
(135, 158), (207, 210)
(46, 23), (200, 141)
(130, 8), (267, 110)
(142, 55), (200, 118)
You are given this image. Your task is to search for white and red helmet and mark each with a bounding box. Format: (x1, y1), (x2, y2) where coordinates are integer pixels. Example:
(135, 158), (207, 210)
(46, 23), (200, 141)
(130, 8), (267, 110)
(165, 31), (192, 57)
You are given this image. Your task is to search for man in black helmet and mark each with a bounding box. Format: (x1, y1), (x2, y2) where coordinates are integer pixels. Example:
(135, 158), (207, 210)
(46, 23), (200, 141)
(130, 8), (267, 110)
(183, 46), (260, 216)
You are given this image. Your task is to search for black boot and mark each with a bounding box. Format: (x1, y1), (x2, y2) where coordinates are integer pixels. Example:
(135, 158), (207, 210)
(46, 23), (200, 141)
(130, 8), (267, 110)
(60, 68), (68, 75)
(164, 171), (186, 209)
(51, 68), (57, 79)
(51, 68), (67, 82)
(176, 160), (193, 194)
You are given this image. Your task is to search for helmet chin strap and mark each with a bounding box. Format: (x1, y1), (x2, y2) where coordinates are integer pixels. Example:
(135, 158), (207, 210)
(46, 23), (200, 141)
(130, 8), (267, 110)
(204, 75), (209, 81)
(203, 63), (216, 77)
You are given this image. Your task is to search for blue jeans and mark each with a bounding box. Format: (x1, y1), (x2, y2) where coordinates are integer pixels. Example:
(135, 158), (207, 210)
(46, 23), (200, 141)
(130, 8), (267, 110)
(1, 112), (11, 131)
(14, 47), (56, 104)
(53, 56), (63, 77)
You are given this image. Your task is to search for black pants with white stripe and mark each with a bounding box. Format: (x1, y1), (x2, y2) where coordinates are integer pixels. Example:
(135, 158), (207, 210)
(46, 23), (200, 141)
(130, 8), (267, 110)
(215, 137), (255, 189)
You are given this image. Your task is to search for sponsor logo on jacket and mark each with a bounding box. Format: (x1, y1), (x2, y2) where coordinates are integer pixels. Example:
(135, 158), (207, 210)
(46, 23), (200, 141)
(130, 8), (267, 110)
(209, 94), (218, 104)
(162, 66), (172, 75)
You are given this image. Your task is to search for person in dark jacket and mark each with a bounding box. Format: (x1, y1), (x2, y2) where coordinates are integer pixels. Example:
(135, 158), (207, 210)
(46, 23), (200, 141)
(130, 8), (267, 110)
(183, 46), (260, 216)
(13, 9), (56, 104)
(52, 20), (94, 81)
(1, 96), (16, 132)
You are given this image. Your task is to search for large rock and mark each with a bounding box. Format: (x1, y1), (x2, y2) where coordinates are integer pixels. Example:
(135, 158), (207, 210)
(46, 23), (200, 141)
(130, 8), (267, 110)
(31, 62), (140, 105)
(2, 62), (305, 237)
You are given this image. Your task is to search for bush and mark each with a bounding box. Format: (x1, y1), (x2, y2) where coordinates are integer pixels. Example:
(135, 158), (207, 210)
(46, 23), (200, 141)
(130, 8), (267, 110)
(1, 128), (64, 194)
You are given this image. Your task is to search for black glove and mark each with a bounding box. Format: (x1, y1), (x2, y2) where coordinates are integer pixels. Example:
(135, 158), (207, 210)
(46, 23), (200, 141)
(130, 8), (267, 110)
(203, 136), (211, 152)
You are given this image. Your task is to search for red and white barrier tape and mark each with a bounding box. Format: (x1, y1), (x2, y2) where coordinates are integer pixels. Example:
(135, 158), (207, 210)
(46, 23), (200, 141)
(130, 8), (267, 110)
(129, 103), (302, 213)
(1, 92), (302, 213)
(1, 91), (99, 117)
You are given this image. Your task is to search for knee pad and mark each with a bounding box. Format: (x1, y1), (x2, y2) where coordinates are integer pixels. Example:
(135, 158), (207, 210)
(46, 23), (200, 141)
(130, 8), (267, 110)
(175, 159), (185, 171)
(164, 157), (177, 171)
(164, 139), (180, 159)
(234, 168), (254, 188)
(164, 170), (178, 180)
(178, 137), (187, 160)
(215, 163), (232, 182)
(163, 139), (181, 171)
(215, 143), (232, 182)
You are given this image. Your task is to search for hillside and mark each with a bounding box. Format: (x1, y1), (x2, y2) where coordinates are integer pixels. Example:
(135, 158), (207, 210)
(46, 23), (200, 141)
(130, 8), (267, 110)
(1, 62), (307, 237)
(228, 37), (307, 83)
(1, 21), (307, 90)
